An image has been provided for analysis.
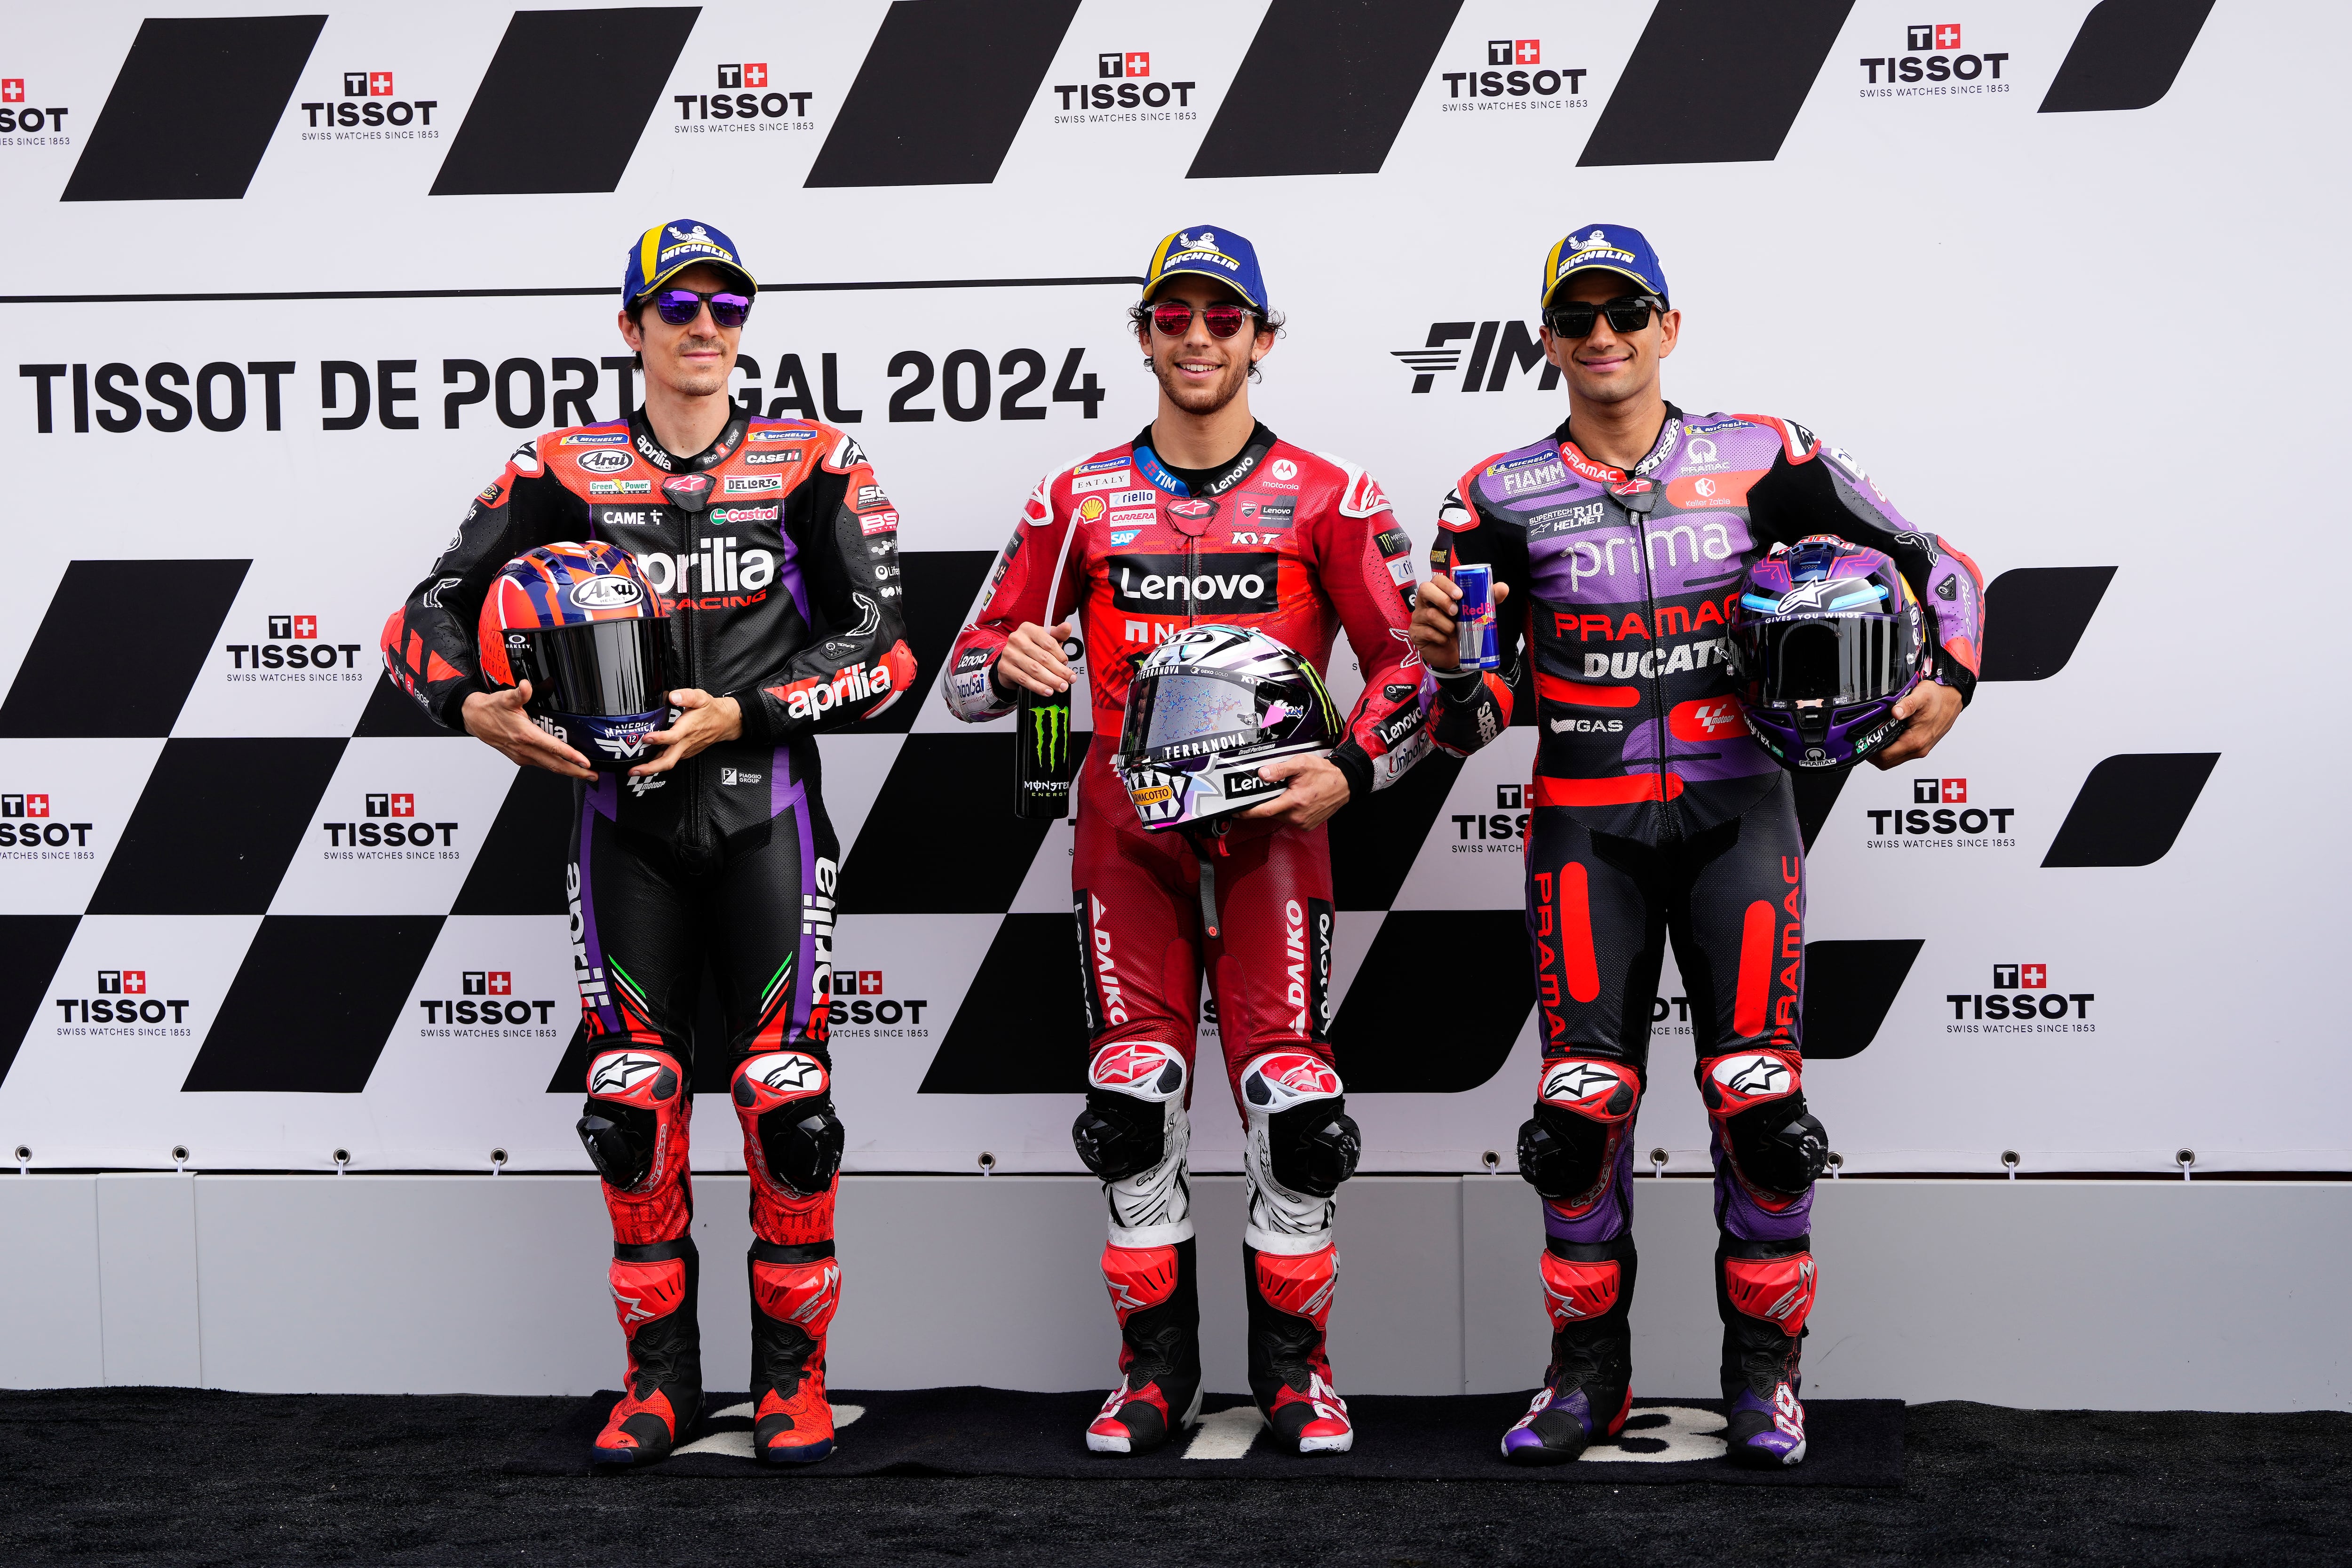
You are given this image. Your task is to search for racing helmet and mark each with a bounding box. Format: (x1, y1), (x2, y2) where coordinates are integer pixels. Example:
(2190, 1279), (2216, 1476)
(476, 541), (671, 772)
(1729, 534), (1926, 770)
(1116, 625), (1341, 830)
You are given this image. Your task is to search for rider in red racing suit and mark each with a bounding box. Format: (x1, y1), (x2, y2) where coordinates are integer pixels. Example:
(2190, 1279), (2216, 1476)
(945, 226), (1429, 1456)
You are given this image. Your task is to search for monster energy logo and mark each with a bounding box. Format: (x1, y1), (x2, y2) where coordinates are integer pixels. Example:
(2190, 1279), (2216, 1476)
(1027, 695), (1070, 771)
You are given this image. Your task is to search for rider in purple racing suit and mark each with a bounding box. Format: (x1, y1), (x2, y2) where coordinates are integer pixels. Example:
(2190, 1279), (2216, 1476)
(1409, 224), (1985, 1467)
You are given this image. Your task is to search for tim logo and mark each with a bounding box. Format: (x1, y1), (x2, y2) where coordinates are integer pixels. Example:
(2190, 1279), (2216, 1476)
(1099, 50), (1150, 77)
(1488, 39), (1540, 64)
(1907, 24), (1962, 50)
(717, 63), (767, 88)
(268, 614), (318, 640)
(1915, 778), (1967, 804)
(98, 970), (147, 995)
(462, 971), (512, 996)
(1991, 963), (2047, 990)
(365, 793), (416, 818)
(342, 71), (394, 96)
(2, 794), (49, 817)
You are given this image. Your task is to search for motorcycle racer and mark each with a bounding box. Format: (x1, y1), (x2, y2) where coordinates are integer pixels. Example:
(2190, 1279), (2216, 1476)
(944, 225), (1429, 1455)
(1407, 224), (1984, 1466)
(383, 219), (913, 1468)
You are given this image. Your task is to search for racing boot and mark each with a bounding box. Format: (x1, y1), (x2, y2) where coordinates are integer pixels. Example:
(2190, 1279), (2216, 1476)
(1717, 1240), (1817, 1467)
(749, 1245), (840, 1465)
(1246, 1241), (1352, 1454)
(580, 1047), (703, 1468)
(1501, 1239), (1635, 1465)
(1087, 1237), (1202, 1453)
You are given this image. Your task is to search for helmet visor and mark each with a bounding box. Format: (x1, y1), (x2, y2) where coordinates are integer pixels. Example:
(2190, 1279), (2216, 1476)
(1742, 615), (1914, 707)
(508, 618), (670, 717)
(1119, 666), (1264, 764)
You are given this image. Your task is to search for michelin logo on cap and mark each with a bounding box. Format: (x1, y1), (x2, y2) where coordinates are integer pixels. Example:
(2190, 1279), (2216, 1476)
(658, 223), (732, 268)
(1144, 223), (1268, 309)
(1167, 230), (1240, 273)
(1555, 229), (1638, 278)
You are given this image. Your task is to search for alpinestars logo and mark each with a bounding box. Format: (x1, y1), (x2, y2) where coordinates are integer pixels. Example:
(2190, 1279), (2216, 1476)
(1865, 776), (2018, 847)
(1438, 39), (1591, 109)
(1947, 962), (2095, 1032)
(0, 76), (69, 138)
(1859, 23), (2012, 94)
(1393, 321), (1560, 394)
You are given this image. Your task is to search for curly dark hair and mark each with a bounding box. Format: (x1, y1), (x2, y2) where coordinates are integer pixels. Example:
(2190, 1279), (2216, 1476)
(1128, 301), (1287, 382)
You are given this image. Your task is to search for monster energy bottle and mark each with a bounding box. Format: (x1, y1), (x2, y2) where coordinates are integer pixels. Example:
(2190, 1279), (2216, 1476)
(1015, 635), (1083, 818)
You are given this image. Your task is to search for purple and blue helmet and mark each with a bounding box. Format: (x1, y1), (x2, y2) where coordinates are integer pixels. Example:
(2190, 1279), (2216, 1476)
(1729, 535), (1925, 770)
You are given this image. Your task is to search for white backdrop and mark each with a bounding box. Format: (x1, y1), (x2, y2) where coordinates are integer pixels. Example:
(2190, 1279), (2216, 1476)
(1, 0), (2339, 1177)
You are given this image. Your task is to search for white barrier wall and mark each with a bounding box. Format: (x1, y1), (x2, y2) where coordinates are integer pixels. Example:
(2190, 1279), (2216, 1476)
(1, 0), (2340, 1177)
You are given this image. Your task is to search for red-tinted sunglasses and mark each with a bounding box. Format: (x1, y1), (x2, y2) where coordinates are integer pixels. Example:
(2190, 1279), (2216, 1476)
(1149, 301), (1257, 339)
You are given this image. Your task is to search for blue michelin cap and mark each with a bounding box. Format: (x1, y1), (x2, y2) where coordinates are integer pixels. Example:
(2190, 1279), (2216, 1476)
(1541, 223), (1668, 308)
(624, 219), (757, 304)
(1143, 225), (1267, 311)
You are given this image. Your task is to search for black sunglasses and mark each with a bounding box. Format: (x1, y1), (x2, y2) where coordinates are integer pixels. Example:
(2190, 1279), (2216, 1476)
(1543, 295), (1666, 337)
(649, 287), (753, 328)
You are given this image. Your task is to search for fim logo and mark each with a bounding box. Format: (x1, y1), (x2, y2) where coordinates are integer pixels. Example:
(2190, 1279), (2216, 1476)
(1866, 778), (2016, 842)
(59, 969), (190, 1026)
(1861, 24), (2008, 86)
(1452, 782), (1530, 842)
(1393, 320), (1561, 395)
(1948, 963), (2093, 1024)
(325, 792), (456, 849)
(226, 614), (362, 672)
(298, 72), (436, 129)
(1054, 49), (1198, 111)
(0, 77), (68, 135)
(1438, 38), (1588, 103)
(824, 968), (929, 1028)
(1, 791), (92, 847)
(420, 969), (555, 1027)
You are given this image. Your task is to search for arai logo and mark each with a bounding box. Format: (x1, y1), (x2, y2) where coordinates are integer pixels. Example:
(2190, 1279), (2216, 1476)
(570, 576), (644, 611)
(576, 449), (633, 474)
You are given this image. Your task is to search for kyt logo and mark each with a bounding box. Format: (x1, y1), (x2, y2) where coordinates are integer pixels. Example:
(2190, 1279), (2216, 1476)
(1438, 38), (1590, 105)
(0, 76), (69, 136)
(57, 968), (190, 1026)
(1947, 963), (2094, 1026)
(325, 791), (456, 849)
(224, 614), (363, 673)
(0, 790), (92, 848)
(418, 967), (556, 1028)
(1859, 23), (2010, 88)
(1393, 320), (1560, 394)
(1052, 48), (1198, 112)
(1453, 782), (1531, 842)
(1864, 776), (2018, 845)
(676, 64), (811, 124)
(297, 70), (437, 129)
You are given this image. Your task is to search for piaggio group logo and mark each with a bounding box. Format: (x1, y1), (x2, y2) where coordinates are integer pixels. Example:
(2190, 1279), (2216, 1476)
(1450, 783), (1531, 854)
(54, 967), (193, 1034)
(319, 789), (461, 858)
(1858, 24), (2014, 98)
(1437, 38), (1593, 113)
(1862, 776), (2020, 849)
(822, 968), (931, 1036)
(1945, 962), (2096, 1034)
(674, 62), (815, 133)
(0, 791), (95, 858)
(295, 69), (442, 142)
(0, 76), (70, 143)
(1392, 317), (1559, 395)
(1048, 48), (1202, 126)
(415, 967), (562, 1035)
(222, 613), (368, 685)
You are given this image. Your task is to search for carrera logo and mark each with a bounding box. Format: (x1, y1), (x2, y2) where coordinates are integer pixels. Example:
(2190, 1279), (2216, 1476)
(1108, 552), (1277, 615)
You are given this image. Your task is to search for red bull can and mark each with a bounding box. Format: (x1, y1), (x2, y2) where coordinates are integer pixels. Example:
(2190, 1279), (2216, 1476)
(1452, 562), (1500, 671)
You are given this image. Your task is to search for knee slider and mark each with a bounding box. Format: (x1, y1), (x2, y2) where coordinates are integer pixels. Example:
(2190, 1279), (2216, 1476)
(579, 1048), (682, 1191)
(1241, 1051), (1359, 1198)
(733, 1053), (843, 1196)
(1072, 1039), (1187, 1183)
(1701, 1051), (1826, 1197)
(1519, 1059), (1640, 1203)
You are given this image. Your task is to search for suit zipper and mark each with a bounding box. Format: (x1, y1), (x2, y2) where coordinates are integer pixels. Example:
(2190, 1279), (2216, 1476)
(1628, 493), (1680, 838)
(679, 506), (705, 840)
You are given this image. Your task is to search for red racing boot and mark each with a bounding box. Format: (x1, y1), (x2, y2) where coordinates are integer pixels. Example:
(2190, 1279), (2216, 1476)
(749, 1247), (840, 1464)
(592, 1241), (704, 1467)
(1501, 1242), (1635, 1465)
(1247, 1242), (1352, 1454)
(1087, 1237), (1202, 1453)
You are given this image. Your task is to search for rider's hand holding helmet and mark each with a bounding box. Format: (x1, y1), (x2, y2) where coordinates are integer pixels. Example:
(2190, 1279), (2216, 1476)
(1115, 624), (1342, 830)
(1728, 534), (1926, 770)
(476, 541), (673, 773)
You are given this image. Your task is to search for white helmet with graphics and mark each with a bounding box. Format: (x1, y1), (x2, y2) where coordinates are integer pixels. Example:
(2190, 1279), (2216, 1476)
(1114, 624), (1341, 830)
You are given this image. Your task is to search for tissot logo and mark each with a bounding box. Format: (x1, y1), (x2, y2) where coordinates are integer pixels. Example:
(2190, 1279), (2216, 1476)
(417, 966), (559, 1032)
(56, 968), (191, 1028)
(0, 76), (69, 138)
(1863, 776), (2018, 847)
(1859, 23), (2011, 93)
(322, 791), (458, 852)
(1392, 321), (1559, 394)
(223, 612), (365, 681)
(297, 69), (438, 133)
(822, 967), (930, 1032)
(1451, 782), (1531, 849)
(1947, 962), (2094, 1030)
(1438, 38), (1590, 109)
(0, 790), (93, 852)
(676, 63), (813, 127)
(1050, 46), (1199, 118)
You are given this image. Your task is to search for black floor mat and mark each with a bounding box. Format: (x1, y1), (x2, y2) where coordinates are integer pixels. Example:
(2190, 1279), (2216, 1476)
(506, 1387), (1903, 1484)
